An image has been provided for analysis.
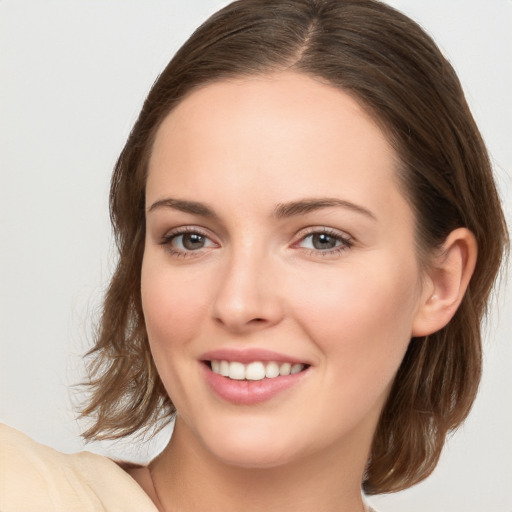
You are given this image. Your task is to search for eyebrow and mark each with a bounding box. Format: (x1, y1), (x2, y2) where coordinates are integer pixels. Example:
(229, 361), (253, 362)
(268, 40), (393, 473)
(147, 196), (377, 221)
(148, 198), (218, 218)
(273, 197), (377, 221)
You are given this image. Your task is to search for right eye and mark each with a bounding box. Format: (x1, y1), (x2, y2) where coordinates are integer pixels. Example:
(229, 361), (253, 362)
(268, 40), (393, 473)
(160, 228), (218, 256)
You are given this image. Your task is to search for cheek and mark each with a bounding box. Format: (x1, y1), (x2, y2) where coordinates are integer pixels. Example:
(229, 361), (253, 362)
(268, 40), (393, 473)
(140, 253), (215, 415)
(291, 258), (421, 390)
(141, 255), (210, 353)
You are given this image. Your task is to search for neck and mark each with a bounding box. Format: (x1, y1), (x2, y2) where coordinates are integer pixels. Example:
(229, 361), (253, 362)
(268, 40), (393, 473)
(149, 418), (371, 512)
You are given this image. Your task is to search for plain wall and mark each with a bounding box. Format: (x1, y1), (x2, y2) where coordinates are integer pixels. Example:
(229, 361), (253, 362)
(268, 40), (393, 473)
(1, 1), (510, 511)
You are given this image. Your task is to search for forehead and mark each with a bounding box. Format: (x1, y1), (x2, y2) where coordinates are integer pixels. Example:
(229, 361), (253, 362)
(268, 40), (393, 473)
(147, 72), (405, 221)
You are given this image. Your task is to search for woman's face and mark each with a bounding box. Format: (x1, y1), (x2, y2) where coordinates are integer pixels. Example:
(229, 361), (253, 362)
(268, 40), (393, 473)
(142, 72), (429, 469)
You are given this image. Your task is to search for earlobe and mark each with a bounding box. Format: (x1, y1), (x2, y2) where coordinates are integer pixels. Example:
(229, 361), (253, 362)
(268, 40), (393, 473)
(412, 228), (478, 337)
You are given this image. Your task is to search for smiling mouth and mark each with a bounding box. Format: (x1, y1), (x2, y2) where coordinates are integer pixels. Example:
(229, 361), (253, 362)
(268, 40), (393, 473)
(206, 360), (308, 381)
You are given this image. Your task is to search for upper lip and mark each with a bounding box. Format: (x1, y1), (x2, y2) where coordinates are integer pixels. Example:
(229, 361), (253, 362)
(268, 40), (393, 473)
(200, 348), (309, 365)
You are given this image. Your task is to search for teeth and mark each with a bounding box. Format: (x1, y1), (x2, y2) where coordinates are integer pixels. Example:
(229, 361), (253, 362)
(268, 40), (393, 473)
(246, 362), (266, 381)
(265, 362), (280, 378)
(220, 360), (230, 377)
(290, 363), (303, 375)
(279, 362), (291, 376)
(229, 362), (246, 380)
(210, 360), (306, 381)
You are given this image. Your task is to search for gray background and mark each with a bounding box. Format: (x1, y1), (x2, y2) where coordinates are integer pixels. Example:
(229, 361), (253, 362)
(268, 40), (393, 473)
(1, 1), (510, 510)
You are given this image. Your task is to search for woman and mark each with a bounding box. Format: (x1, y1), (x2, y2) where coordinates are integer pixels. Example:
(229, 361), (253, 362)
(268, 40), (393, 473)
(0, 1), (508, 511)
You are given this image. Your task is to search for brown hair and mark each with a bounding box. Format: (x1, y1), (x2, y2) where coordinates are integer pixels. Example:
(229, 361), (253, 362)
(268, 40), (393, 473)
(80, 0), (508, 494)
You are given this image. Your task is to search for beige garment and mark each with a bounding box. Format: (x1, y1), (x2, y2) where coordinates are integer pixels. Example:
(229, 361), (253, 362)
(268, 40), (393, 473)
(0, 424), (377, 512)
(0, 424), (158, 512)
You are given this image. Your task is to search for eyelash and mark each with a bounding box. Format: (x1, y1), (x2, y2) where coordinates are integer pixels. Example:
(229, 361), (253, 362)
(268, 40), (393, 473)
(159, 226), (353, 258)
(293, 227), (353, 257)
(159, 226), (217, 258)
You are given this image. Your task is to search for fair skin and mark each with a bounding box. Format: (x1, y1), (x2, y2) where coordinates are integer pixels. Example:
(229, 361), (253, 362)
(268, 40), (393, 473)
(129, 72), (476, 512)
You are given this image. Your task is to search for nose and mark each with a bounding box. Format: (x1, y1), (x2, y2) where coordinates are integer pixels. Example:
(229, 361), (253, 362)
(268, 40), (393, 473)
(211, 245), (284, 334)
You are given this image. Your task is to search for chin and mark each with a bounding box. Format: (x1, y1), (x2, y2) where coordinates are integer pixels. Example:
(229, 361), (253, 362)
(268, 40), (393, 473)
(197, 419), (300, 469)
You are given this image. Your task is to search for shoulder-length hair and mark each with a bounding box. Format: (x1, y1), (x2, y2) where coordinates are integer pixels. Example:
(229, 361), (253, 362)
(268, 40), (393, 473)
(80, 0), (508, 494)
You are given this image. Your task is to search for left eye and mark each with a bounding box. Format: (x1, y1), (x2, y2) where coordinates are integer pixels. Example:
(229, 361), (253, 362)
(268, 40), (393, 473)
(298, 231), (351, 251)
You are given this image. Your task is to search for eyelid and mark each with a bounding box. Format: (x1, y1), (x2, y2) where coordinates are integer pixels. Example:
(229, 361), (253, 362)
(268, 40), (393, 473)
(160, 225), (213, 242)
(293, 225), (353, 241)
(159, 225), (220, 257)
(292, 226), (354, 254)
(157, 224), (353, 259)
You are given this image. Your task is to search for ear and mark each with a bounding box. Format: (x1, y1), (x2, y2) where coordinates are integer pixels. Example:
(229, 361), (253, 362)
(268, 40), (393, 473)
(412, 228), (477, 337)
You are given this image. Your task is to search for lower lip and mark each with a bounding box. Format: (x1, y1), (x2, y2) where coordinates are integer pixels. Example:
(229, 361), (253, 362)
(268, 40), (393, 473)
(201, 364), (309, 405)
